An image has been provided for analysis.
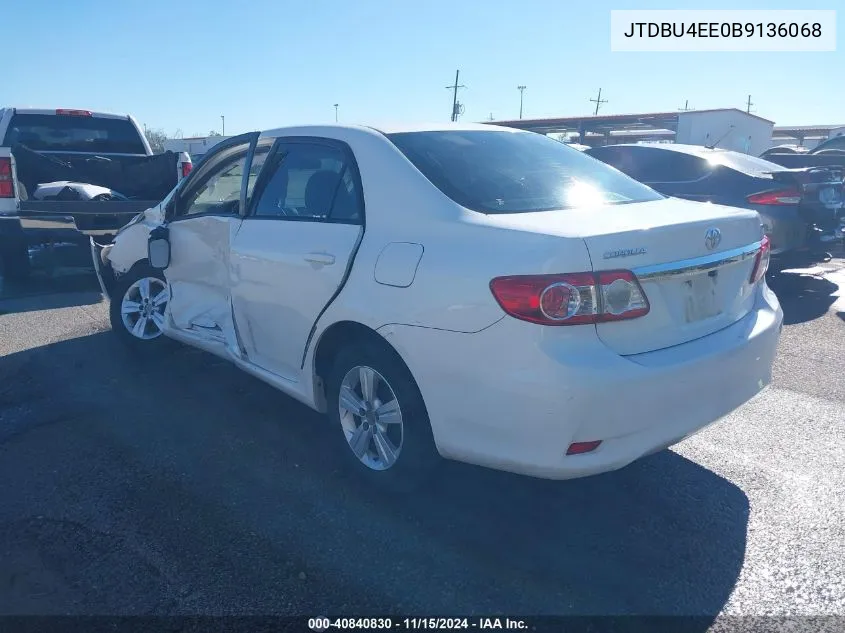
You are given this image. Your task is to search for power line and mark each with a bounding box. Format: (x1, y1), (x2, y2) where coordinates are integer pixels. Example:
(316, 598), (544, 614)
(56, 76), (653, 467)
(446, 69), (466, 122)
(517, 85), (527, 119)
(589, 88), (607, 116)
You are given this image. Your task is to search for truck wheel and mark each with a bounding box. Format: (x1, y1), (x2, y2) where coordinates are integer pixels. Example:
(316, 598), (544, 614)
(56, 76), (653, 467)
(0, 238), (31, 281)
(109, 264), (170, 350)
(326, 340), (440, 492)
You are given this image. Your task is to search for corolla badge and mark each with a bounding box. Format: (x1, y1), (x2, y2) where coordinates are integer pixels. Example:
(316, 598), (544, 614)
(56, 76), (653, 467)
(603, 247), (647, 259)
(704, 227), (722, 251)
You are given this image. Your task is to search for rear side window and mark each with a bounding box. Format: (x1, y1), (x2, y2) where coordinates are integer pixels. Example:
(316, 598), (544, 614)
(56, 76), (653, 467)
(589, 146), (710, 183)
(387, 130), (662, 214)
(2, 114), (146, 154)
(252, 142), (363, 223)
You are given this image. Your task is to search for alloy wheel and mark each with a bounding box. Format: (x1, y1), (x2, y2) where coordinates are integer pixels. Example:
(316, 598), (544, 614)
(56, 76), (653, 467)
(338, 365), (404, 471)
(120, 277), (169, 340)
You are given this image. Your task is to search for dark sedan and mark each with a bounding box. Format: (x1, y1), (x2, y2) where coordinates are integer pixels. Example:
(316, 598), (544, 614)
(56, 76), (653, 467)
(586, 143), (845, 266)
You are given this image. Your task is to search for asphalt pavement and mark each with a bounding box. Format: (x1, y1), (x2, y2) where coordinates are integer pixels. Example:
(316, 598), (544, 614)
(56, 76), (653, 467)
(0, 248), (843, 628)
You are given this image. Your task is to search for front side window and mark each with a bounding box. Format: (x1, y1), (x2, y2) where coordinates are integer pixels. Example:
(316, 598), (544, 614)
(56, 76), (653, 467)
(387, 130), (663, 214)
(180, 144), (250, 217)
(252, 142), (362, 222)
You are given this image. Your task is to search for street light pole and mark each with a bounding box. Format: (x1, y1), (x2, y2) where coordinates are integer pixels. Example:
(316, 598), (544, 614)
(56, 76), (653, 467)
(334, 104), (339, 122)
(517, 85), (526, 119)
(220, 115), (225, 136)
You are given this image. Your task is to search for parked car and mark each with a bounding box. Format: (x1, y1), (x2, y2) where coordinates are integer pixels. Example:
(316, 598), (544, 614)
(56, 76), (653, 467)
(759, 144), (809, 158)
(585, 143), (845, 267)
(0, 107), (192, 280)
(93, 124), (782, 487)
(760, 134), (845, 169)
(809, 134), (845, 155)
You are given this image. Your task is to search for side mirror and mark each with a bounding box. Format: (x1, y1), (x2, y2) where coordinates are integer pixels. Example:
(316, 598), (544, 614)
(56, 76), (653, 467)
(148, 226), (171, 270)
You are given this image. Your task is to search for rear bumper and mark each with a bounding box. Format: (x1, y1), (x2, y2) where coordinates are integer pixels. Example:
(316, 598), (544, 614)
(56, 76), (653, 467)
(2, 201), (157, 243)
(20, 214), (123, 238)
(382, 283), (783, 480)
(758, 209), (807, 255)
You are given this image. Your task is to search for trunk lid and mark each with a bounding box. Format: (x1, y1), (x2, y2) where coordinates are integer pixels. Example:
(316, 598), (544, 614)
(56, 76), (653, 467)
(580, 199), (764, 355)
(480, 198), (764, 355)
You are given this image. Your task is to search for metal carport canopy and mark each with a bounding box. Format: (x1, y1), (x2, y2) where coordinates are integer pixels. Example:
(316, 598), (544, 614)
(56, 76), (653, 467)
(484, 111), (683, 136)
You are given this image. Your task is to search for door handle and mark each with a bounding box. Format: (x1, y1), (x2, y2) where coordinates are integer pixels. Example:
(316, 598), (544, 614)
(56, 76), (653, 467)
(304, 252), (336, 266)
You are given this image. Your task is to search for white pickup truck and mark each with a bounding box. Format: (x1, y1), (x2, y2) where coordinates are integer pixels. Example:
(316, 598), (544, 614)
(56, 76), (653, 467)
(0, 107), (192, 279)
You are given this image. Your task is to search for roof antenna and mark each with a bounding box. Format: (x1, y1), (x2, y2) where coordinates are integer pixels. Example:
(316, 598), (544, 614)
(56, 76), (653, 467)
(705, 125), (735, 150)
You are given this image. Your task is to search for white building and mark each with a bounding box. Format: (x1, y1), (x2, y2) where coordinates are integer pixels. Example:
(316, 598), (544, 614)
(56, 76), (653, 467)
(674, 110), (773, 156)
(488, 108), (775, 155)
(163, 135), (230, 162)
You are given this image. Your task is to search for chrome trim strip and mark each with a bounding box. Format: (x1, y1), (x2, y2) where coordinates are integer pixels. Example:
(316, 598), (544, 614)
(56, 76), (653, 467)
(632, 241), (762, 281)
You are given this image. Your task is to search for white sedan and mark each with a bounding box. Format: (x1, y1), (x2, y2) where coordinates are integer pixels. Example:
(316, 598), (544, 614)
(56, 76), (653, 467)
(93, 123), (783, 486)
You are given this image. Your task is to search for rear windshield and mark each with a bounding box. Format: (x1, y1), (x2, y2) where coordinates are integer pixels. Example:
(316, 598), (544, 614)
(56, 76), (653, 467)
(3, 114), (146, 154)
(386, 130), (663, 213)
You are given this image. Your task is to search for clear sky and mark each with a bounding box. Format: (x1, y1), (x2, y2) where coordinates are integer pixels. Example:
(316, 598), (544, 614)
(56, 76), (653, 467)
(4, 0), (843, 136)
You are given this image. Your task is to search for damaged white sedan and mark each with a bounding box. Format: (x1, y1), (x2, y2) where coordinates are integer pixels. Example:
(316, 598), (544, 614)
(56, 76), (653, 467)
(92, 123), (783, 486)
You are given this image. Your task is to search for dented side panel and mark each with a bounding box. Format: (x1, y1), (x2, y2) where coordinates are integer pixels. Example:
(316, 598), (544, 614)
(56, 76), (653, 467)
(103, 205), (165, 274)
(164, 216), (240, 344)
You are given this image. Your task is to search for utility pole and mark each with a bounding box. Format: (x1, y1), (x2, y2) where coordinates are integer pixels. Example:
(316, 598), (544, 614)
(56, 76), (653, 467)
(220, 115), (225, 136)
(679, 100), (694, 111)
(446, 69), (466, 122)
(745, 95), (754, 114)
(517, 85), (527, 119)
(334, 103), (339, 122)
(488, 113), (494, 121)
(589, 88), (607, 116)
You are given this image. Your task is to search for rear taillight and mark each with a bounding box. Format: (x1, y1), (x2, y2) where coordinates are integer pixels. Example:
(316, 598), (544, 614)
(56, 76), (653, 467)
(747, 188), (801, 205)
(489, 270), (649, 326)
(181, 162), (193, 178)
(0, 157), (13, 198)
(55, 109), (92, 116)
(749, 235), (771, 284)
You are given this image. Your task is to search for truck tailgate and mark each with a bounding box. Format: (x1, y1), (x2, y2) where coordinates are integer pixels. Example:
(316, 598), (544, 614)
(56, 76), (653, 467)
(17, 200), (157, 236)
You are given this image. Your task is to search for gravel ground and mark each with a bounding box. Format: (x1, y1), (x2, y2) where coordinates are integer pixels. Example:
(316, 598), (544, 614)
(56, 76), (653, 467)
(0, 252), (842, 630)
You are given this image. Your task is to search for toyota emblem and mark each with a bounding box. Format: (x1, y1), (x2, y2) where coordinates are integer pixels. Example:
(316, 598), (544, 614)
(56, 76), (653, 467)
(704, 227), (722, 251)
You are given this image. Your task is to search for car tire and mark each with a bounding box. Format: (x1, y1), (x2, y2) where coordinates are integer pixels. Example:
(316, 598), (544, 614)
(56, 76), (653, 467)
(109, 263), (172, 351)
(326, 340), (440, 492)
(0, 237), (31, 282)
